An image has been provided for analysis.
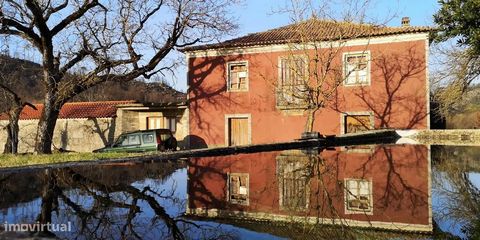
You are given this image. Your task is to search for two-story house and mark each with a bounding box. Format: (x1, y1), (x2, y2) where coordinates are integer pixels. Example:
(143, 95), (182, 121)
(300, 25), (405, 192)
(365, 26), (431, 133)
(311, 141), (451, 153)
(183, 18), (432, 148)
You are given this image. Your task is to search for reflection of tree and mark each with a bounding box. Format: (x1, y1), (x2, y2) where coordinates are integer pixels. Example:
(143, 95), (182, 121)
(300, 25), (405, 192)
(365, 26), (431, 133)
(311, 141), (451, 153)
(1, 162), (241, 239)
(187, 146), (431, 238)
(433, 146), (480, 239)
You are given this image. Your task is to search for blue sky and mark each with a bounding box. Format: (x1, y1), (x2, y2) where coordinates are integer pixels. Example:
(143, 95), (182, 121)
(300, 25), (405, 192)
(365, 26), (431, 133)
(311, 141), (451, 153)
(171, 0), (440, 91)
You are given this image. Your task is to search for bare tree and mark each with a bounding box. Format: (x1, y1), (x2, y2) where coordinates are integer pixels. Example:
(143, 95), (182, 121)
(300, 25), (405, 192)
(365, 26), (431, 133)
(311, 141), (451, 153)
(270, 0), (391, 133)
(0, 54), (40, 154)
(0, 0), (239, 153)
(431, 44), (480, 117)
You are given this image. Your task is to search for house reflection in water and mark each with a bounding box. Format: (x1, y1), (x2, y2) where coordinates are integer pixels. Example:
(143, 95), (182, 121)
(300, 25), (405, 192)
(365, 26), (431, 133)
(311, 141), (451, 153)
(187, 145), (432, 233)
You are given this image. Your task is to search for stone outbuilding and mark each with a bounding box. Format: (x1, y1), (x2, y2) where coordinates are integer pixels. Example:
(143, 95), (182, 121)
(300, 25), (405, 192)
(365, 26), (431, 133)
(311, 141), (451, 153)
(0, 100), (188, 153)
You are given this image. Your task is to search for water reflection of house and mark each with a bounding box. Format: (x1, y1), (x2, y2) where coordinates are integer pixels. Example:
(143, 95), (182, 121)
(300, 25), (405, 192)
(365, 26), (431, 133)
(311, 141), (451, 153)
(187, 145), (432, 233)
(0, 100), (188, 152)
(183, 19), (432, 148)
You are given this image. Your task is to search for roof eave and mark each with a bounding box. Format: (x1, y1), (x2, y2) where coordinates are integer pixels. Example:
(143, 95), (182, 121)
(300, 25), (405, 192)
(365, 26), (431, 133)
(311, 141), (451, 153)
(182, 30), (434, 54)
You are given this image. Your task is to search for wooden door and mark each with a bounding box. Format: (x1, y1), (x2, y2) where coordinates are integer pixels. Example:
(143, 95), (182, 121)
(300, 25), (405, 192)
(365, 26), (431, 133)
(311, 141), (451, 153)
(228, 117), (248, 146)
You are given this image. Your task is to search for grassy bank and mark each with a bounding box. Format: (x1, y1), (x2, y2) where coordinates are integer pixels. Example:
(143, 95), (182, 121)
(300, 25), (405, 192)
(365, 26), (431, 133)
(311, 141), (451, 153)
(0, 152), (147, 169)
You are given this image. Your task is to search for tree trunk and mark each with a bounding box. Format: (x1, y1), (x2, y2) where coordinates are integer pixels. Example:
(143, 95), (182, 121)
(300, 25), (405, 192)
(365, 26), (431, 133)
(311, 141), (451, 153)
(35, 94), (61, 154)
(304, 108), (318, 133)
(3, 106), (22, 154)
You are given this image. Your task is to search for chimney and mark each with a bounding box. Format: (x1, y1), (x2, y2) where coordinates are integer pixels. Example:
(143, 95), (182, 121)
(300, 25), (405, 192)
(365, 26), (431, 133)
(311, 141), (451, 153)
(401, 17), (410, 27)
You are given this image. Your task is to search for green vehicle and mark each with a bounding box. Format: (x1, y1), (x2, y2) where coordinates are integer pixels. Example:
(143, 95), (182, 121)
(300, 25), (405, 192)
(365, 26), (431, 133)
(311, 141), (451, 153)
(93, 129), (177, 153)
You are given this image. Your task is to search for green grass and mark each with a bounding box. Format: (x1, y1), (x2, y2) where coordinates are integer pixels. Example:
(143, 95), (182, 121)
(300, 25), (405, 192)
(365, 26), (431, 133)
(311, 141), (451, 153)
(0, 152), (148, 169)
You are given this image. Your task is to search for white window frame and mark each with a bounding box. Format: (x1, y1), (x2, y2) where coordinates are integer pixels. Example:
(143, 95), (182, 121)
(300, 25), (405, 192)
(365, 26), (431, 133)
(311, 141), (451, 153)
(343, 51), (371, 86)
(344, 178), (373, 215)
(226, 61), (249, 92)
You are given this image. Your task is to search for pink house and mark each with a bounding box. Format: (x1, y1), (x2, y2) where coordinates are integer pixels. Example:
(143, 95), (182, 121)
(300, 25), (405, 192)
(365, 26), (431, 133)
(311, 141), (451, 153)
(183, 19), (432, 148)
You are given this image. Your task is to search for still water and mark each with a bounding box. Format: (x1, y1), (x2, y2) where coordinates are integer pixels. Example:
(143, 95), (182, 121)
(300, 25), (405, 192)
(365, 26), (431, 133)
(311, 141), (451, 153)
(0, 144), (478, 239)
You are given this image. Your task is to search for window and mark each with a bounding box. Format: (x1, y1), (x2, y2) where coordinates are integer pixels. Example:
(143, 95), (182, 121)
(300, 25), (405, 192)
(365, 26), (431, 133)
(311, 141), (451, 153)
(127, 134), (140, 145)
(147, 116), (176, 133)
(344, 52), (369, 86)
(277, 56), (307, 107)
(227, 62), (248, 91)
(165, 117), (176, 133)
(343, 114), (372, 134)
(345, 179), (372, 213)
(142, 133), (155, 144)
(147, 117), (162, 129)
(227, 173), (249, 205)
(277, 157), (310, 211)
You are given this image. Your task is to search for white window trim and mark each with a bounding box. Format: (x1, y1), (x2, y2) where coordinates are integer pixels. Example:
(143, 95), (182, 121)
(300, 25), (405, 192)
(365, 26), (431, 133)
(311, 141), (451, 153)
(342, 51), (371, 87)
(344, 178), (373, 215)
(340, 111), (375, 135)
(224, 114), (252, 147)
(226, 61), (249, 92)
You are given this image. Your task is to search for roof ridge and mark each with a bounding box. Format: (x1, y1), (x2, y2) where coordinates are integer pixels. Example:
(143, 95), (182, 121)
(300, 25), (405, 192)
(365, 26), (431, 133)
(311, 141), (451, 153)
(181, 18), (433, 52)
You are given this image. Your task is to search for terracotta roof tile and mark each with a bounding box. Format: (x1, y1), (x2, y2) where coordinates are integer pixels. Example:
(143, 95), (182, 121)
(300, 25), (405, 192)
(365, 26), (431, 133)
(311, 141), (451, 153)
(182, 19), (433, 52)
(0, 100), (136, 120)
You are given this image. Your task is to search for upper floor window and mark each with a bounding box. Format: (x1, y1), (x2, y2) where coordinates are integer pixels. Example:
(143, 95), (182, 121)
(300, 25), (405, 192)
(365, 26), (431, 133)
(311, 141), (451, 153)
(279, 56), (307, 86)
(277, 56), (308, 108)
(277, 154), (310, 211)
(344, 52), (370, 86)
(227, 61), (248, 91)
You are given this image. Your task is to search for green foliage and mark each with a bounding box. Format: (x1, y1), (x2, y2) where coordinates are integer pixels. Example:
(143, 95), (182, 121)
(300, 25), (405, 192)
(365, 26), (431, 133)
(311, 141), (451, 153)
(434, 0), (480, 55)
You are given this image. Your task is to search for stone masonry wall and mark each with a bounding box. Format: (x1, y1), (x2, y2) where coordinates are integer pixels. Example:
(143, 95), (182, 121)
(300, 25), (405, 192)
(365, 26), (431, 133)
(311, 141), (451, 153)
(0, 118), (116, 153)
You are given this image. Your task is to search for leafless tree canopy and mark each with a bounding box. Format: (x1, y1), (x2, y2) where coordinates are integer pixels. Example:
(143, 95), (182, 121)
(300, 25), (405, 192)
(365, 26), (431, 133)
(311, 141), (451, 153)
(0, 0), (240, 153)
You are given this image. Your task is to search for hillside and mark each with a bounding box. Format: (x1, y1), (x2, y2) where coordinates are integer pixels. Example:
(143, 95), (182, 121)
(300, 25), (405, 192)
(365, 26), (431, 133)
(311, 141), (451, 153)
(0, 55), (186, 110)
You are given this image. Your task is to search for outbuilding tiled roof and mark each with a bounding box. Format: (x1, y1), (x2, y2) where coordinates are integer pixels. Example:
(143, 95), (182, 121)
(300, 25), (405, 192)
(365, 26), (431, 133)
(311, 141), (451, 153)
(0, 100), (136, 120)
(182, 18), (433, 52)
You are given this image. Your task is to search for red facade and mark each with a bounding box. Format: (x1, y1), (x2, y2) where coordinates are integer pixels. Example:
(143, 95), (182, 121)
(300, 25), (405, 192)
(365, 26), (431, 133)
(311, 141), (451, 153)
(186, 24), (430, 148)
(187, 145), (431, 232)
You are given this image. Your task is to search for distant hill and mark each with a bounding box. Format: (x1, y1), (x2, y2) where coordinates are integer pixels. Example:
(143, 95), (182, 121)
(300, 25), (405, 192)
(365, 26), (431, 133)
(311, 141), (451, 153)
(0, 55), (186, 110)
(0, 54), (44, 103)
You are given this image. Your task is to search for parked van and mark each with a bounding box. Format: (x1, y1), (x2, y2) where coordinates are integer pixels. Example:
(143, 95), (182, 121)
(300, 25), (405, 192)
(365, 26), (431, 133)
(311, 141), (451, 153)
(93, 129), (177, 153)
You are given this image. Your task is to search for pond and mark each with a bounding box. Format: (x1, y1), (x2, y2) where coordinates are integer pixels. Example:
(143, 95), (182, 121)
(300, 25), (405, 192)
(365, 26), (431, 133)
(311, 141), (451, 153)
(0, 144), (478, 239)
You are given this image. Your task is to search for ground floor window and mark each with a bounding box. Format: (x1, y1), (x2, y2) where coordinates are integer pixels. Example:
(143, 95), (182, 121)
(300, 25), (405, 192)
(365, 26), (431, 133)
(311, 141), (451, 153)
(343, 113), (373, 134)
(147, 116), (176, 133)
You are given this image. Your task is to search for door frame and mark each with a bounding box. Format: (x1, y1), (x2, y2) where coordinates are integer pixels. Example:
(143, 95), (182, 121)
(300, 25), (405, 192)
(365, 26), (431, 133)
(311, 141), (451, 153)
(225, 114), (252, 146)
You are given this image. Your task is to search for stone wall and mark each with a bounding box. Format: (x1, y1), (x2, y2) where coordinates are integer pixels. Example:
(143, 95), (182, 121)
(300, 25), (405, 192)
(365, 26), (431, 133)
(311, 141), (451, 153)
(0, 118), (116, 153)
(0, 108), (189, 153)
